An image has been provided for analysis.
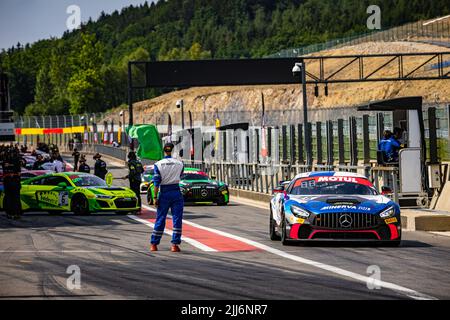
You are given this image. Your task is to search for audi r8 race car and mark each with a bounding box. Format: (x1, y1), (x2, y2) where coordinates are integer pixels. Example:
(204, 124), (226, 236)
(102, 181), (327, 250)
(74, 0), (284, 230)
(0, 172), (140, 215)
(140, 165), (154, 193)
(270, 171), (401, 246)
(147, 167), (229, 205)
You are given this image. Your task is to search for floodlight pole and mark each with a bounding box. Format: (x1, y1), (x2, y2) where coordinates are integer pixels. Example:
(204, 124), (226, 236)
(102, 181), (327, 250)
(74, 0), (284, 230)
(128, 62), (133, 127)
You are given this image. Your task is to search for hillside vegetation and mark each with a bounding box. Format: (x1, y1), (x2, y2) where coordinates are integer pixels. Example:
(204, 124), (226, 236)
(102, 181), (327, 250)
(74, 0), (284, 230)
(1, 0), (449, 116)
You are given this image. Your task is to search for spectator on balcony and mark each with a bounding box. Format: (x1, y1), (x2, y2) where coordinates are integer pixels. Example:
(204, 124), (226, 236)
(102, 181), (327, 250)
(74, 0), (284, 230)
(389, 127), (405, 162)
(378, 130), (393, 163)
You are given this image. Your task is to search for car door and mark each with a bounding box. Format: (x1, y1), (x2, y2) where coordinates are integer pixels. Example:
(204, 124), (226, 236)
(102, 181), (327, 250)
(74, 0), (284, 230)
(35, 176), (71, 211)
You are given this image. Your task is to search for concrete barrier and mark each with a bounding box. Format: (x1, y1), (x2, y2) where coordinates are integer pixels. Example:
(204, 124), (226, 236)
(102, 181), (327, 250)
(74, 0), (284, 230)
(415, 215), (450, 231)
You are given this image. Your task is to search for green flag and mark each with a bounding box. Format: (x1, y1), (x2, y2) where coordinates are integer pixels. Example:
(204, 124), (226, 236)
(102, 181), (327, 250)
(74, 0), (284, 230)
(126, 125), (163, 160)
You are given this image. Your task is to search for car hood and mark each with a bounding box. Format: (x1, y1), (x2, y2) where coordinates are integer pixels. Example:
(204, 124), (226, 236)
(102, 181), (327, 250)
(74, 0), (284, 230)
(84, 186), (136, 197)
(286, 194), (395, 215)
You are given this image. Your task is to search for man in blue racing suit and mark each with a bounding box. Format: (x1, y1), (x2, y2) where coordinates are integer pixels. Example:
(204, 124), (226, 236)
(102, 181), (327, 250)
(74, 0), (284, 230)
(150, 143), (184, 252)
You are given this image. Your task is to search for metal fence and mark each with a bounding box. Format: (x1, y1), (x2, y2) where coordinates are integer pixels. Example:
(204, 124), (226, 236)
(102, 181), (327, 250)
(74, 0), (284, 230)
(17, 103), (450, 163)
(269, 18), (450, 58)
(14, 113), (107, 129)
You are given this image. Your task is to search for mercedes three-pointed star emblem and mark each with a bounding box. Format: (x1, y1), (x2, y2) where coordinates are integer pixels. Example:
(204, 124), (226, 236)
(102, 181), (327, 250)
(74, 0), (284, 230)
(339, 214), (353, 228)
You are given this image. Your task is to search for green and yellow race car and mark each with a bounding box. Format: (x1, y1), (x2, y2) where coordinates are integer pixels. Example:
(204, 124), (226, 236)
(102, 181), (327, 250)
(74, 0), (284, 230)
(0, 172), (140, 215)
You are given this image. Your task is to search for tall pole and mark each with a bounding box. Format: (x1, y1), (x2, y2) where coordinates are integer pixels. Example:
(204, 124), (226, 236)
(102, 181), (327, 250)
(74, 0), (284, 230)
(128, 62), (133, 127)
(300, 61), (312, 167)
(178, 99), (185, 130)
(201, 96), (206, 126)
(128, 62), (134, 150)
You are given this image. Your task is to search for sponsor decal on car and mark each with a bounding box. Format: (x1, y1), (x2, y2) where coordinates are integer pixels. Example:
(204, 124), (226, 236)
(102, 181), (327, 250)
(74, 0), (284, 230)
(320, 205), (372, 211)
(37, 191), (68, 206)
(385, 217), (398, 224)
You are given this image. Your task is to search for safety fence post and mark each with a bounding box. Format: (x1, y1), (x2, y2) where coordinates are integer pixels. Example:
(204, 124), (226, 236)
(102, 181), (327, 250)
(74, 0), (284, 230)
(337, 119), (345, 165)
(428, 107), (438, 164)
(290, 124), (296, 164)
(326, 120), (334, 168)
(306, 123), (313, 169)
(362, 115), (371, 176)
(282, 125), (287, 162)
(297, 124), (303, 163)
(377, 113), (384, 141)
(316, 121), (322, 165)
(349, 116), (358, 167)
(268, 127), (272, 158)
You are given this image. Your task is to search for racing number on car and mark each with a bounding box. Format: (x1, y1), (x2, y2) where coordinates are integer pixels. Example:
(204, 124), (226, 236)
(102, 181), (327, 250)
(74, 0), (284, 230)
(59, 191), (69, 206)
(37, 191), (69, 208)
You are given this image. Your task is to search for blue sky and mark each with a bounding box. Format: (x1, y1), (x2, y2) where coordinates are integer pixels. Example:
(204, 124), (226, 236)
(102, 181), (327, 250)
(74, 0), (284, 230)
(0, 0), (151, 50)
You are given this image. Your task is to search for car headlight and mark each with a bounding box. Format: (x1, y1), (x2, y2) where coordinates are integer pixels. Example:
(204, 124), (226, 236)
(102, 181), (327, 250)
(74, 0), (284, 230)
(291, 205), (310, 218)
(96, 195), (113, 199)
(380, 206), (395, 218)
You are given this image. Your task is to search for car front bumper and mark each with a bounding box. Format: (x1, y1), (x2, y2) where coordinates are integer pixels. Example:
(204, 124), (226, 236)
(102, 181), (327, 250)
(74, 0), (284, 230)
(286, 220), (401, 241)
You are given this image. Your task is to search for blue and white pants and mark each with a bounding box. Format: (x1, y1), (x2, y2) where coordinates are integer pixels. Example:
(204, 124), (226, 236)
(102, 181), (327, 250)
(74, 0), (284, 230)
(151, 189), (184, 245)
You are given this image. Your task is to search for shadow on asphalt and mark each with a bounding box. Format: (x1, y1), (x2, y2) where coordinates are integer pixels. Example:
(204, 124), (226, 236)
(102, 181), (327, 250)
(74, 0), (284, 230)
(284, 240), (432, 248)
(0, 212), (142, 229)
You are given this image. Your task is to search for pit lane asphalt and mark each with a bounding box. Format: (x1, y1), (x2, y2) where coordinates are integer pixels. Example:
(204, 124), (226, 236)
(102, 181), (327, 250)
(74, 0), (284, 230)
(0, 157), (449, 299)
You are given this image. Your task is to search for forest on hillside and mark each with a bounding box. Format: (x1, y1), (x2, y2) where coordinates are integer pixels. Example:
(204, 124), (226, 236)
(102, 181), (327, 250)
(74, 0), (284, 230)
(1, 0), (449, 116)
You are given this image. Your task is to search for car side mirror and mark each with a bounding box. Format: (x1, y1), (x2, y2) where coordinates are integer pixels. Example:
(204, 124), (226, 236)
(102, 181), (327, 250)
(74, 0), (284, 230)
(105, 172), (113, 187)
(272, 186), (285, 194)
(381, 186), (392, 195)
(57, 182), (68, 189)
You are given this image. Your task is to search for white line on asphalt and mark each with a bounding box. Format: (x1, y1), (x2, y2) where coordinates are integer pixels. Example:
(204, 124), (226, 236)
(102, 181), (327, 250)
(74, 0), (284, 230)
(136, 205), (437, 300)
(129, 213), (217, 252)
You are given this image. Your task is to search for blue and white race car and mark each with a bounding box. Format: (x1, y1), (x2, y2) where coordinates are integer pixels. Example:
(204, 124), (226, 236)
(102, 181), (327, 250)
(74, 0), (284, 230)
(270, 171), (401, 246)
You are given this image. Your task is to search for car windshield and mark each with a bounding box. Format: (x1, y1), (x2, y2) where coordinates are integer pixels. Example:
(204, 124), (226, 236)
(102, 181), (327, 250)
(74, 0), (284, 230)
(144, 169), (154, 175)
(181, 173), (209, 181)
(290, 177), (377, 195)
(69, 174), (107, 187)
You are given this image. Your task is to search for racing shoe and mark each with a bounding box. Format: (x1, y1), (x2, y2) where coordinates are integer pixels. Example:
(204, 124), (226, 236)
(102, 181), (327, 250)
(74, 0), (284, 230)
(170, 244), (181, 253)
(150, 244), (158, 252)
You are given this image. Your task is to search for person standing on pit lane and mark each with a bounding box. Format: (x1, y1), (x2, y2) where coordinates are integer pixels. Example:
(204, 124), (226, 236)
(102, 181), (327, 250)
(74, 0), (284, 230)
(150, 142), (184, 253)
(72, 148), (80, 171)
(126, 151), (144, 213)
(1, 146), (22, 220)
(52, 153), (64, 173)
(93, 153), (108, 180)
(78, 155), (90, 173)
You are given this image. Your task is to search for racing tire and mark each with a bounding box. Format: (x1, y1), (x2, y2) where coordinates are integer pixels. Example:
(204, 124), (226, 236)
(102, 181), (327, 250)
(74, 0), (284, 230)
(269, 208), (281, 241)
(71, 194), (90, 216)
(216, 198), (228, 206)
(280, 213), (290, 245)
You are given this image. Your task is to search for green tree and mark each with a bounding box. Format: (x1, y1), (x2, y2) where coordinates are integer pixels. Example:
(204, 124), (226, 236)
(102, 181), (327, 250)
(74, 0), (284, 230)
(34, 62), (54, 106)
(67, 33), (105, 114)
